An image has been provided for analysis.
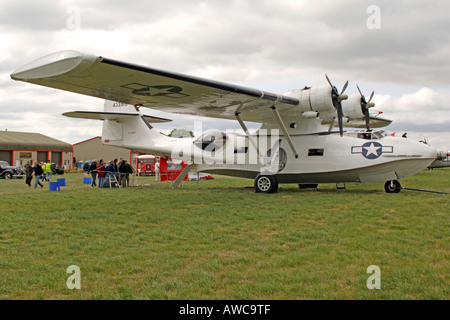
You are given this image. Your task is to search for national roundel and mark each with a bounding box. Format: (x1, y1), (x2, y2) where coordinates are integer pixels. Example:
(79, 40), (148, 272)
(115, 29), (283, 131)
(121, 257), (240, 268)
(362, 142), (383, 159)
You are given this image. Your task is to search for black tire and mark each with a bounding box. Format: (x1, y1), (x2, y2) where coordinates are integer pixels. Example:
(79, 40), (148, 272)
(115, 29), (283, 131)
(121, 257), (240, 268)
(254, 174), (278, 193)
(3, 172), (12, 179)
(384, 180), (401, 193)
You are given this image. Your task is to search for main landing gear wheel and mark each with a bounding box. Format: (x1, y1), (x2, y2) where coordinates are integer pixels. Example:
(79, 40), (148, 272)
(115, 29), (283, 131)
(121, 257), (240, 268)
(254, 174), (278, 193)
(384, 180), (401, 193)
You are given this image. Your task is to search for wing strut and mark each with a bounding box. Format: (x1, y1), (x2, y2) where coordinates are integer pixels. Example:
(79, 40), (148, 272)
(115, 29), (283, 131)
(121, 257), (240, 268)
(270, 106), (299, 159)
(235, 112), (262, 160)
(171, 162), (194, 189)
(328, 117), (336, 132)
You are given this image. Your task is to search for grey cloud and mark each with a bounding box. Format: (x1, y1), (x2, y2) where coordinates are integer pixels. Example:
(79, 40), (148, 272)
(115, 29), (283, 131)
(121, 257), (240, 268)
(1, 0), (449, 148)
(0, 1), (68, 30)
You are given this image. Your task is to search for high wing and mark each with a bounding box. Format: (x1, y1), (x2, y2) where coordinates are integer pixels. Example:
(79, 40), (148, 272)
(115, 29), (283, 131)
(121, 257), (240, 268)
(323, 116), (392, 129)
(62, 111), (172, 123)
(10, 50), (299, 123)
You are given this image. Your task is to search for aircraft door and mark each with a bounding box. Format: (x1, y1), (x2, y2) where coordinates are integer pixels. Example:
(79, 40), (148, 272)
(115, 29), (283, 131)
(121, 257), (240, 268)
(278, 148), (287, 172)
(262, 145), (287, 174)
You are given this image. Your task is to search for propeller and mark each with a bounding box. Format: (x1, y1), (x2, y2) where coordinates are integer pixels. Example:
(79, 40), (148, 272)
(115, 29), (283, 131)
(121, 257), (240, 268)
(325, 74), (348, 137)
(356, 85), (375, 130)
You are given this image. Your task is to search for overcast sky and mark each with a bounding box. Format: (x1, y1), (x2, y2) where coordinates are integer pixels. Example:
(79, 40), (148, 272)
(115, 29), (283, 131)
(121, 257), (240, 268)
(0, 0), (449, 150)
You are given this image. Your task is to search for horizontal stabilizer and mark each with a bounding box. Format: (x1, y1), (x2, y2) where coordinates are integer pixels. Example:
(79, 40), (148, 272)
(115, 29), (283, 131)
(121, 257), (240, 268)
(62, 111), (172, 123)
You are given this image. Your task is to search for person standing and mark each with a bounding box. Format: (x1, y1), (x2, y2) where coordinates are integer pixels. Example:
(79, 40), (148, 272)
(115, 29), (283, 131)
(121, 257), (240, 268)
(118, 160), (128, 188)
(83, 161), (90, 177)
(155, 159), (160, 181)
(113, 158), (119, 182)
(125, 160), (133, 187)
(89, 160), (98, 187)
(45, 162), (53, 181)
(33, 161), (44, 188)
(97, 160), (106, 188)
(40, 162), (47, 182)
(25, 162), (33, 188)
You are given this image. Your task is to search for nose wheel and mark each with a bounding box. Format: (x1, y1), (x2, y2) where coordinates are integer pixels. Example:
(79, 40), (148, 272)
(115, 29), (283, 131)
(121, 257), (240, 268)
(384, 180), (401, 193)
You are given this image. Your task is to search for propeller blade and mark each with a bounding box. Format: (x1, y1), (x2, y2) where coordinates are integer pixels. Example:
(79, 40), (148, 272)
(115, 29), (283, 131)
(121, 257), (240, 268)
(341, 81), (349, 94)
(356, 84), (363, 97)
(325, 74), (333, 88)
(337, 104), (344, 137)
(368, 91), (374, 103)
(325, 74), (348, 137)
(365, 110), (371, 130)
(356, 84), (376, 130)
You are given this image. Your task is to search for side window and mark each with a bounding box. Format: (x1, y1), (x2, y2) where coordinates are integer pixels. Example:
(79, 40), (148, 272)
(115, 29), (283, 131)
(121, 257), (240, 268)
(308, 149), (325, 156)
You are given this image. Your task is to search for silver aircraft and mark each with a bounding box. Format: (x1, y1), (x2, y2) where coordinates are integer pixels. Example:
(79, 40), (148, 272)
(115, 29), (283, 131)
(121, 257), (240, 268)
(11, 50), (439, 193)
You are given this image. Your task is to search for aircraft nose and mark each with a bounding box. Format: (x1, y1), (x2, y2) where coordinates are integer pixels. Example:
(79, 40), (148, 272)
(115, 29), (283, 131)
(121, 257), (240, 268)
(423, 143), (438, 160)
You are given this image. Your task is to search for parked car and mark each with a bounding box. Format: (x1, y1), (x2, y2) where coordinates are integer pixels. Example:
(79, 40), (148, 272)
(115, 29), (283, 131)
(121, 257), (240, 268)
(0, 161), (25, 179)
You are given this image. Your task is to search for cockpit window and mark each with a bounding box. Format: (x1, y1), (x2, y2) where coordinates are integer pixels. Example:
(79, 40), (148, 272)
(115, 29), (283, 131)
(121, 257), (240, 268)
(193, 130), (227, 151)
(357, 132), (373, 140)
(372, 130), (389, 139)
(352, 129), (389, 140)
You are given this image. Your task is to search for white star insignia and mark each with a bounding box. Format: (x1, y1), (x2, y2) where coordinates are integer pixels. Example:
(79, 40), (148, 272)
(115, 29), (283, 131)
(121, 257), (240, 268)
(364, 142), (381, 157)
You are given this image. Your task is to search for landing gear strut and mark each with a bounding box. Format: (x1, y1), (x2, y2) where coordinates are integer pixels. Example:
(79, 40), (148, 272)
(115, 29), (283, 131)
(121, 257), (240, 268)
(384, 180), (401, 193)
(254, 174), (278, 193)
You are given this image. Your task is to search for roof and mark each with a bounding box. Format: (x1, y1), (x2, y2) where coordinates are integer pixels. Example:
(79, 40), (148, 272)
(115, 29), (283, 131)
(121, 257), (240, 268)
(0, 131), (73, 151)
(73, 136), (101, 146)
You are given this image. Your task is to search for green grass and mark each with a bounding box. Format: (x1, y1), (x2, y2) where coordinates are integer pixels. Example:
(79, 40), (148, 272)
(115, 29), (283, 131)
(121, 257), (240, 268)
(0, 169), (448, 300)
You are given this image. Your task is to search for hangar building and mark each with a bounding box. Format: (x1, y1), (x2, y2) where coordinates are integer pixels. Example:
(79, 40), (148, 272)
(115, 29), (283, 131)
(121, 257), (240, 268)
(73, 136), (137, 165)
(0, 131), (73, 168)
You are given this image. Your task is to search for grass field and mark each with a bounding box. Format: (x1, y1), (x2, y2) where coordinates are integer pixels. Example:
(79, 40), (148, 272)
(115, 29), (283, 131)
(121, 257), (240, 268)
(0, 169), (448, 300)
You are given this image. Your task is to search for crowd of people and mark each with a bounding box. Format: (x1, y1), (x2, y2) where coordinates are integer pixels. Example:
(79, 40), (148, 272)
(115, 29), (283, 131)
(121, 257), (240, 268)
(23, 157), (159, 190)
(84, 158), (134, 188)
(24, 161), (56, 189)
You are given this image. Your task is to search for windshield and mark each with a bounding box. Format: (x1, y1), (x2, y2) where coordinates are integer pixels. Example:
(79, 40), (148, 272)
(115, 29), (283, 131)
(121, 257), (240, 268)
(348, 129), (390, 140)
(372, 130), (389, 139)
(193, 130), (227, 151)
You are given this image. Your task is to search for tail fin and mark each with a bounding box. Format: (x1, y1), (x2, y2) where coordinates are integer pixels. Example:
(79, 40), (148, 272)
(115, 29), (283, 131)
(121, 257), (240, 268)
(101, 101), (154, 145)
(103, 100), (140, 113)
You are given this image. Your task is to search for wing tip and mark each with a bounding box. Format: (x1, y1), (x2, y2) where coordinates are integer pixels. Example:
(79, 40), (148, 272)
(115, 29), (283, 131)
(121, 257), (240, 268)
(11, 50), (97, 81)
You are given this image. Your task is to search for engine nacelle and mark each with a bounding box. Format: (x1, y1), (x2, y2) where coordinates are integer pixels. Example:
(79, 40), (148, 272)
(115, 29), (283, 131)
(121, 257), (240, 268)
(283, 85), (335, 113)
(341, 94), (364, 119)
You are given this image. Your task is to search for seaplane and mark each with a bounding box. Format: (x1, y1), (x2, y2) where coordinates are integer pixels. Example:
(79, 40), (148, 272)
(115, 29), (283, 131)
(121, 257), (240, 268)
(10, 50), (440, 193)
